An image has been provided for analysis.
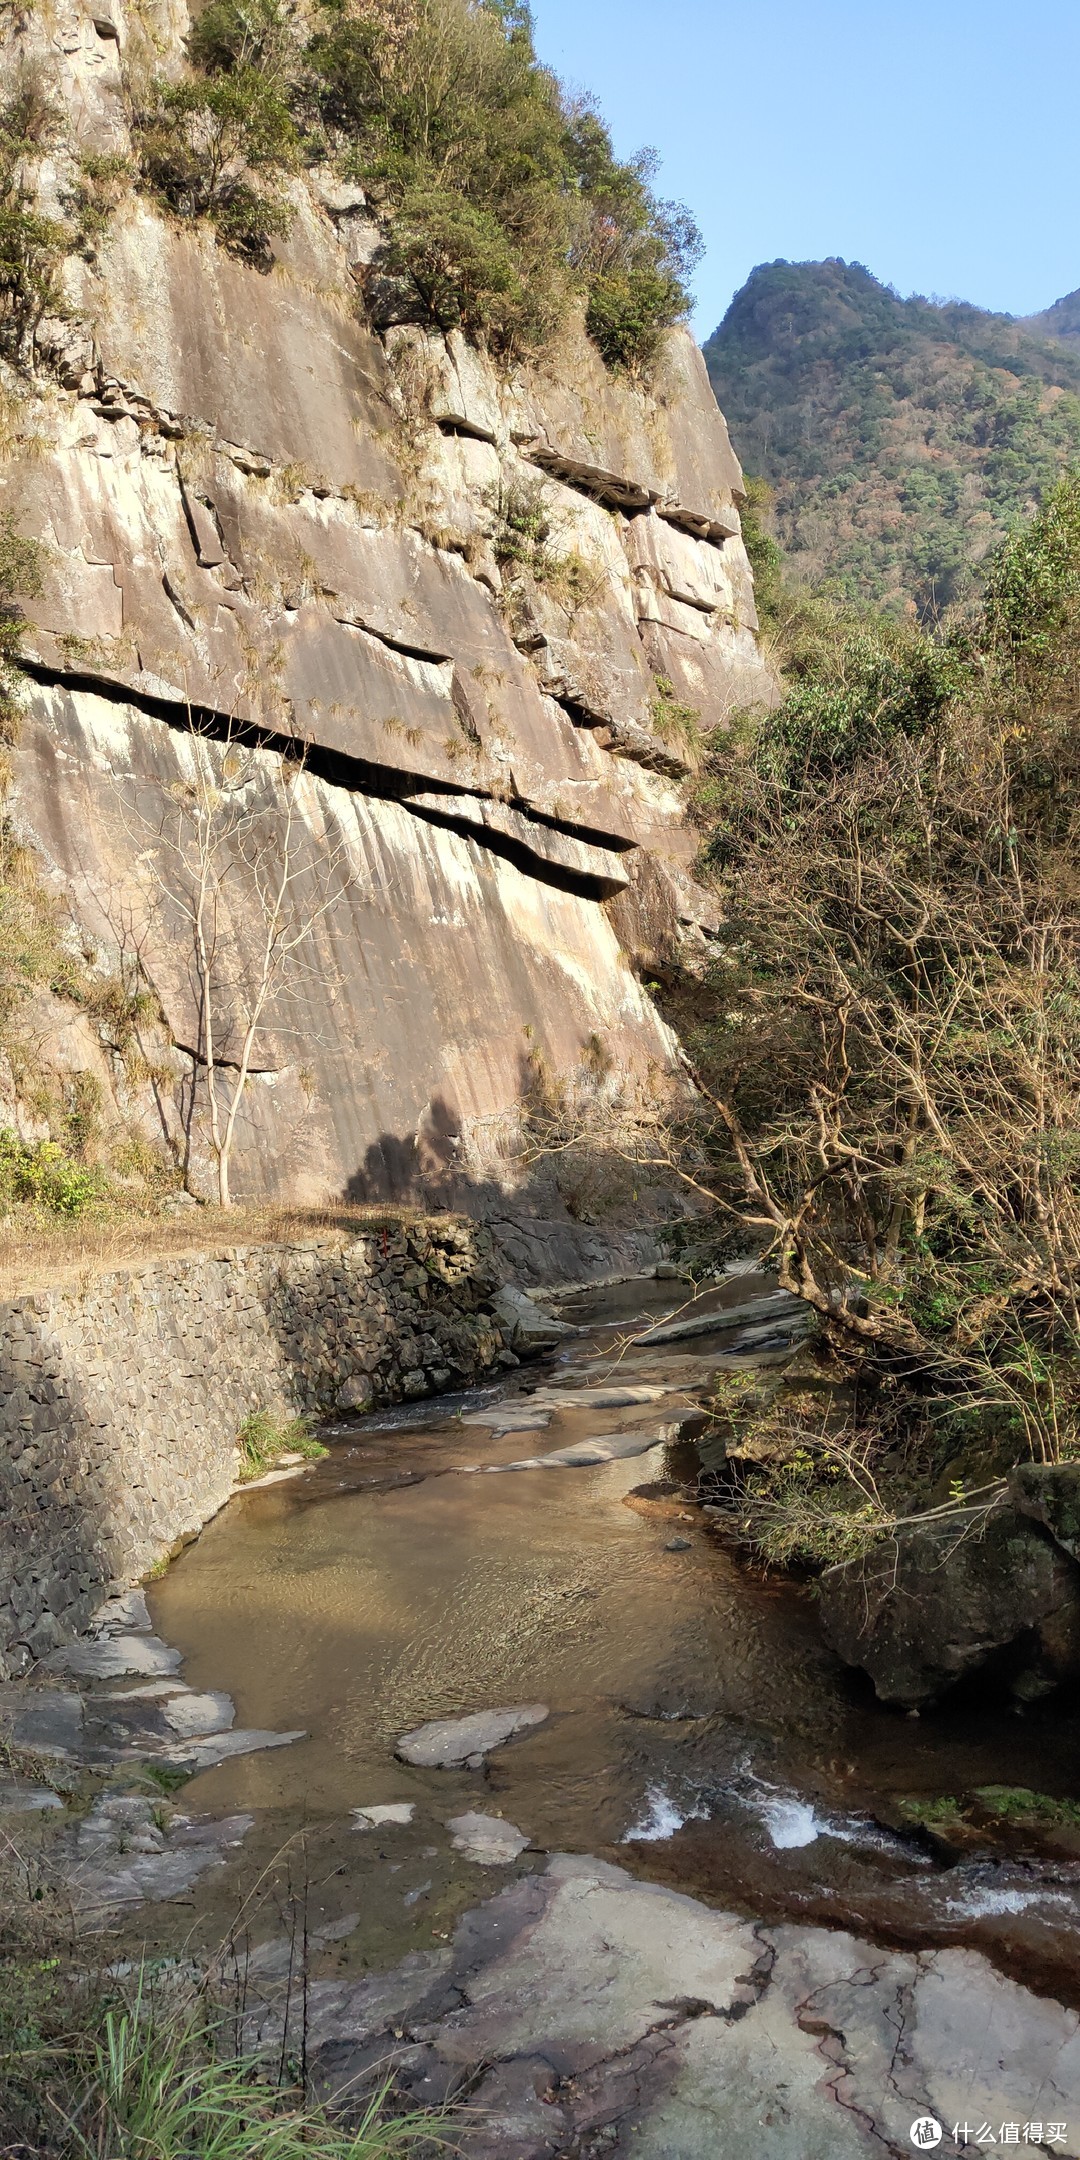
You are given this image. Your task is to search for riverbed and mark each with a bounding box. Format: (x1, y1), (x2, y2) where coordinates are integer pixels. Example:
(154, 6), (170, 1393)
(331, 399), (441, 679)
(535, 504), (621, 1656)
(147, 1273), (1080, 2011)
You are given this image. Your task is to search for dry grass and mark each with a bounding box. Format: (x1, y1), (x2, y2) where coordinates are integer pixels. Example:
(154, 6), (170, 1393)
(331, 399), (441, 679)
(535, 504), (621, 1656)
(0, 1199), (444, 1300)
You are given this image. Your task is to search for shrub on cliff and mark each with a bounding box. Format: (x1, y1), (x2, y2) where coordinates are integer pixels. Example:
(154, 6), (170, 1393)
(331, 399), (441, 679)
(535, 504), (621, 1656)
(132, 68), (298, 261)
(303, 0), (698, 362)
(126, 0), (697, 359)
(566, 120), (702, 370)
(678, 475), (1080, 1474)
(0, 1129), (109, 1216)
(376, 186), (528, 341)
(0, 511), (42, 750)
(0, 74), (69, 364)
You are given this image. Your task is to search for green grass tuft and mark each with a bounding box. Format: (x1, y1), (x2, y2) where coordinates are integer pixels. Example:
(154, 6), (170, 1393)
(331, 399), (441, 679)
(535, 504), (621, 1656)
(236, 1407), (327, 1482)
(974, 1785), (1080, 1828)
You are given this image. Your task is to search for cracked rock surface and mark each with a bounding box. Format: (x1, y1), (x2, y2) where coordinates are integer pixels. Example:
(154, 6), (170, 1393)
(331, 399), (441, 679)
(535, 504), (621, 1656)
(301, 1856), (1080, 2159)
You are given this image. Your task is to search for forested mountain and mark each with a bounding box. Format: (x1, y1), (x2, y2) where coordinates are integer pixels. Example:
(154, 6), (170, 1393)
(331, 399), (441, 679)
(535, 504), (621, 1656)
(1027, 286), (1080, 345)
(703, 258), (1080, 614)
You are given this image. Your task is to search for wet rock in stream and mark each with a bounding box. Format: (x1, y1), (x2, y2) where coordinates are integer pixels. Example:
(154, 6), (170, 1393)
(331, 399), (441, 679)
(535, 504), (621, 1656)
(352, 1803), (416, 1829)
(446, 1812), (530, 1865)
(483, 1421), (691, 1472)
(69, 1795), (255, 1920)
(44, 1633), (182, 1680)
(0, 1579), (310, 1928)
(396, 1705), (550, 1768)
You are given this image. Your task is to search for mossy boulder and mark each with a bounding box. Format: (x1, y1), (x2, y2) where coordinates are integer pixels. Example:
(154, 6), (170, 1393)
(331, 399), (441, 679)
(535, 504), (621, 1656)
(818, 1502), (1080, 1710)
(1009, 1462), (1080, 1563)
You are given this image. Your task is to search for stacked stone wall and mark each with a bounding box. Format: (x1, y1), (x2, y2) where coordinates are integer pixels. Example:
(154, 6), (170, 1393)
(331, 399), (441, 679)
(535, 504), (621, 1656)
(0, 1221), (502, 1672)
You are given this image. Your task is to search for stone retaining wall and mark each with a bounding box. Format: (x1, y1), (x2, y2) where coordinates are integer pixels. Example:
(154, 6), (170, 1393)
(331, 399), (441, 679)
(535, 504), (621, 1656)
(0, 1221), (504, 1673)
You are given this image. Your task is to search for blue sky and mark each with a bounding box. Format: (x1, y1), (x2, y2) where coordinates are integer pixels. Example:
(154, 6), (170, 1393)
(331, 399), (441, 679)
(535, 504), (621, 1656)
(530, 0), (1080, 339)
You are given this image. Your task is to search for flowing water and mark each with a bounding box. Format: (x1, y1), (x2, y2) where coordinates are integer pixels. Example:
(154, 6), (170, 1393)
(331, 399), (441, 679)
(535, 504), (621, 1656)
(149, 1275), (1080, 2003)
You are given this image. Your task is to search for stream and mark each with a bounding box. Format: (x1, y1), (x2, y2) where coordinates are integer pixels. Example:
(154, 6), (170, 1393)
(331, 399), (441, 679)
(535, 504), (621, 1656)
(148, 1273), (1080, 2010)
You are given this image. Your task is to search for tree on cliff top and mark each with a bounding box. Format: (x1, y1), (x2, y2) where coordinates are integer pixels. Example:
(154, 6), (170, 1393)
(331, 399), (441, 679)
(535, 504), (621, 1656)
(141, 0), (700, 365)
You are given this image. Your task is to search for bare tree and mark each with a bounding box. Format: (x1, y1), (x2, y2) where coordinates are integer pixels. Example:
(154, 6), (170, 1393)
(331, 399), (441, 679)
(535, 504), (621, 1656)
(120, 719), (348, 1208)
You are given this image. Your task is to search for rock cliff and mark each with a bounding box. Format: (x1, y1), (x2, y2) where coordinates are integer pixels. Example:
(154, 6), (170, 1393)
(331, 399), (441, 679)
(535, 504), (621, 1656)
(0, 0), (772, 1207)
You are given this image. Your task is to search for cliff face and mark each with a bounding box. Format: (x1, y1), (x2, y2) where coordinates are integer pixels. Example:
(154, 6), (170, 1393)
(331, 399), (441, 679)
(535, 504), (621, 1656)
(0, 0), (772, 1206)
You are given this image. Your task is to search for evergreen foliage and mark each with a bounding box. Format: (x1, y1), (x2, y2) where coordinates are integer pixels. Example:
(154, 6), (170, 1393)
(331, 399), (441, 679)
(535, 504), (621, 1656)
(0, 72), (68, 364)
(736, 475), (782, 628)
(132, 67), (299, 261)
(0, 511), (42, 745)
(133, 0), (697, 362)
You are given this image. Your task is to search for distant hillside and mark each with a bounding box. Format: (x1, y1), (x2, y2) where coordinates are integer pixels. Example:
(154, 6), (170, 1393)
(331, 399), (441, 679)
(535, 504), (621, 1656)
(1026, 287), (1080, 346)
(703, 259), (1080, 614)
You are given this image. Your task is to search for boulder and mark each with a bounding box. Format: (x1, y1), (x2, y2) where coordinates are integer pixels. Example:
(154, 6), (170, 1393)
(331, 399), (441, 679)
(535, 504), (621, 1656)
(493, 1285), (575, 1351)
(1009, 1461), (1080, 1561)
(337, 1374), (375, 1414)
(818, 1501), (1080, 1709)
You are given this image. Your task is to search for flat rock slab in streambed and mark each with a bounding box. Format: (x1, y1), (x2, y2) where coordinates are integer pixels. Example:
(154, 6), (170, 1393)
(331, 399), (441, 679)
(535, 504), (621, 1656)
(460, 1385), (676, 1436)
(487, 1426), (680, 1472)
(302, 1853), (1080, 2159)
(460, 1405), (553, 1433)
(0, 1779), (64, 1812)
(70, 1795), (254, 1919)
(160, 1689), (236, 1738)
(8, 1679), (293, 1773)
(631, 1291), (805, 1346)
(98, 1684), (236, 1740)
(159, 1726), (306, 1772)
(447, 1812), (530, 1864)
(352, 1803), (416, 1829)
(397, 1705), (549, 1768)
(90, 1589), (153, 1635)
(7, 1688), (84, 1756)
(44, 1634), (182, 1680)
(531, 1384), (672, 1409)
(82, 1676), (236, 1745)
(236, 1463), (310, 1491)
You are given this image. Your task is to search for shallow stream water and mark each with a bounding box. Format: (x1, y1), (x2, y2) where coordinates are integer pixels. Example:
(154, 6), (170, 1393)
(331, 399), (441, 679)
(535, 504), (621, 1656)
(149, 1274), (1080, 2004)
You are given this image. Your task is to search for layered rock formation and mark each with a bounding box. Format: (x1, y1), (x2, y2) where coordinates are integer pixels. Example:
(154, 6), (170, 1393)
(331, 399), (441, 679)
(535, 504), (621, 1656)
(0, 0), (771, 1207)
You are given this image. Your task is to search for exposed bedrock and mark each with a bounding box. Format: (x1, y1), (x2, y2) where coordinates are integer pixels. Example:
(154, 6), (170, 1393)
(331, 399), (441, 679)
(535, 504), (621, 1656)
(0, 0), (774, 1207)
(299, 1855), (1080, 2159)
